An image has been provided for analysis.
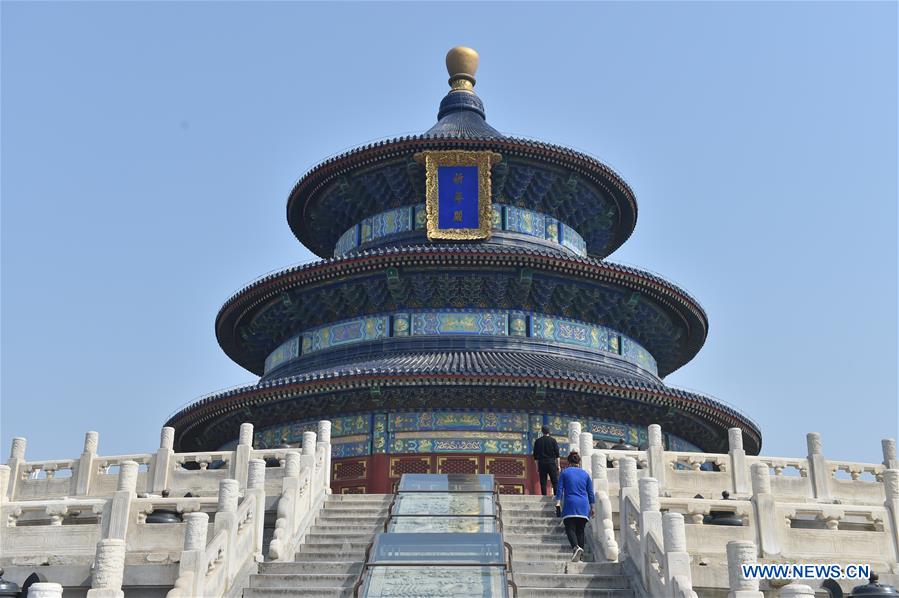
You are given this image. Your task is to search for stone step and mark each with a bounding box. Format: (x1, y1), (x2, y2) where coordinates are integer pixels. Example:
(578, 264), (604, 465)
(506, 513), (564, 521)
(298, 540), (371, 549)
(516, 589), (634, 598)
(514, 573), (630, 590)
(511, 561), (624, 575)
(250, 573), (357, 589)
(505, 532), (569, 544)
(310, 523), (386, 533)
(322, 504), (389, 512)
(292, 548), (367, 560)
(260, 562), (363, 575)
(326, 494), (391, 502)
(321, 502), (388, 515)
(502, 504), (559, 513)
(512, 548), (591, 562)
(316, 515), (387, 524)
(243, 588), (352, 598)
(501, 495), (558, 502)
(508, 540), (584, 552)
(305, 532), (379, 544)
(506, 523), (567, 534)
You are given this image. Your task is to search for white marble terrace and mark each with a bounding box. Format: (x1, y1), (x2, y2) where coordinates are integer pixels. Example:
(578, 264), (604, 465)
(571, 422), (899, 597)
(2, 420), (897, 597)
(1, 421), (333, 598)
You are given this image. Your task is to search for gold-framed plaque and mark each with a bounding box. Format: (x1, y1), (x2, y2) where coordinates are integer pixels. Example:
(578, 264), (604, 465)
(413, 150), (502, 241)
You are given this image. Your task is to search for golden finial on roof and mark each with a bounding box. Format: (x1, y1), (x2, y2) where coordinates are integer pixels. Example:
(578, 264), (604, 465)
(446, 46), (479, 92)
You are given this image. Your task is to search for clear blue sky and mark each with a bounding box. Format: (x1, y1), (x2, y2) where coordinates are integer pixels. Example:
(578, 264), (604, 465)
(2, 2), (896, 463)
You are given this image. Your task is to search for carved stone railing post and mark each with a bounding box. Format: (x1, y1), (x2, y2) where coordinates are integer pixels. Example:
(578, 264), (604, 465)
(247, 459), (267, 559)
(618, 456), (638, 560)
(317, 420), (332, 494)
(301, 431), (317, 509)
(592, 451), (608, 494)
(779, 583), (815, 598)
(883, 469), (899, 564)
(76, 431), (99, 496)
(637, 477), (662, 589)
(269, 452), (302, 561)
(89, 461), (138, 597)
(750, 462), (780, 557)
(806, 432), (830, 500)
(215, 478), (240, 580)
(646, 424), (666, 489)
(579, 432), (594, 475)
(107, 460), (138, 540)
(0, 464), (10, 505)
(87, 538), (126, 597)
(7, 436), (26, 500)
(150, 427), (175, 493)
(729, 427), (749, 494)
(567, 421), (582, 455)
(662, 512), (694, 598)
(883, 439), (898, 470)
(233, 423), (254, 490)
(590, 452), (618, 561)
(726, 540), (762, 598)
(27, 583), (64, 598)
(167, 511), (210, 597)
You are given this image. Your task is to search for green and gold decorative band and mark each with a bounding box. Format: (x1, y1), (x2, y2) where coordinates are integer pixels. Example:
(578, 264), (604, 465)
(263, 308), (657, 376)
(413, 150), (502, 241)
(242, 410), (704, 456)
(334, 203), (588, 257)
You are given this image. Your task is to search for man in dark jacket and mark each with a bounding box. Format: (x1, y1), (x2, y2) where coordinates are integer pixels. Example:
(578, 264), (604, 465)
(532, 425), (560, 495)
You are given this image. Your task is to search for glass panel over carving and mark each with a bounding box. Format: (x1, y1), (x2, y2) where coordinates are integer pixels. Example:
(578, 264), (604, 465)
(388, 516), (498, 533)
(397, 473), (495, 492)
(359, 477), (510, 597)
(368, 532), (505, 564)
(392, 492), (496, 516)
(363, 566), (507, 598)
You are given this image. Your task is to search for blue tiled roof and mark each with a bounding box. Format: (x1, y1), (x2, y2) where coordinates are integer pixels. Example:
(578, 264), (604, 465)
(425, 90), (503, 138)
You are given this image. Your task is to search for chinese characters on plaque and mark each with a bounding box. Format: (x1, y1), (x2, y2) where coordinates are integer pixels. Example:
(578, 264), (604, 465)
(414, 150), (502, 241)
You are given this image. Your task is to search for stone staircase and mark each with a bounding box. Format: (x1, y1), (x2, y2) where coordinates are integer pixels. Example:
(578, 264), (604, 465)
(501, 494), (634, 598)
(244, 493), (390, 598)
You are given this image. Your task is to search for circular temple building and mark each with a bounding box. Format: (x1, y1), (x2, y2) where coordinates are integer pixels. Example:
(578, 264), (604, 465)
(166, 47), (761, 493)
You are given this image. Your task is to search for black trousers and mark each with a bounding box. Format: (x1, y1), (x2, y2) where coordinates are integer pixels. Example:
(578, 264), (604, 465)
(537, 461), (559, 495)
(564, 517), (587, 549)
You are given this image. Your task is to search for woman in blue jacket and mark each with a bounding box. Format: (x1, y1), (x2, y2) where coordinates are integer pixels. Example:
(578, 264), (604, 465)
(554, 452), (595, 562)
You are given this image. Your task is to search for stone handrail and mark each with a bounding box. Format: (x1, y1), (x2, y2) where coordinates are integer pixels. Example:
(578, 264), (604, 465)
(745, 455), (809, 475)
(660, 496), (753, 526)
(132, 496), (218, 522)
(2, 421), (333, 598)
(604, 449), (649, 470)
(573, 424), (899, 595)
(649, 463), (899, 570)
(589, 448), (619, 561)
(268, 425), (331, 561)
(164, 427), (330, 597)
(164, 476), (264, 598)
(588, 426), (893, 507)
(828, 459), (886, 483)
(3, 422), (324, 502)
(19, 459), (78, 478)
(171, 451), (233, 469)
(665, 452), (729, 472)
(616, 463), (698, 598)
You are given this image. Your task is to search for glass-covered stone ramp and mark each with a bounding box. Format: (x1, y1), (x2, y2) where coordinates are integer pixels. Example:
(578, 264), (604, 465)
(352, 474), (516, 597)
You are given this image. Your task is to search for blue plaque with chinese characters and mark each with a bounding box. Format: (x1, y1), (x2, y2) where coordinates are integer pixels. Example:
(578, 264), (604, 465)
(437, 166), (479, 229)
(414, 150), (502, 241)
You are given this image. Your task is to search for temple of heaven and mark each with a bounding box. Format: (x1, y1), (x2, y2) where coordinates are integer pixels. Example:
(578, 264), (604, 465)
(166, 47), (761, 494)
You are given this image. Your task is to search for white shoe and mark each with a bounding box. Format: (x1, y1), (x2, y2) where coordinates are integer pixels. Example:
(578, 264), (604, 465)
(571, 547), (584, 562)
